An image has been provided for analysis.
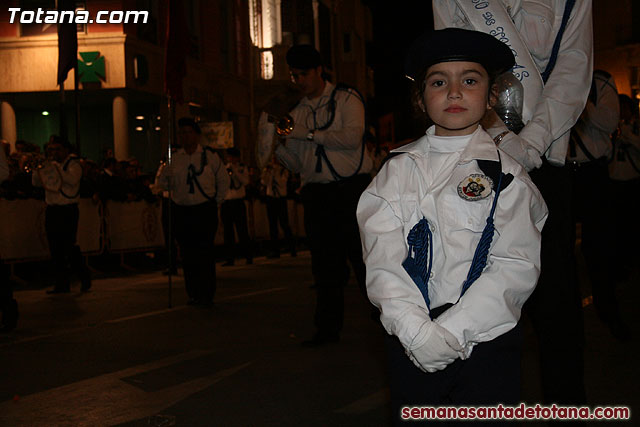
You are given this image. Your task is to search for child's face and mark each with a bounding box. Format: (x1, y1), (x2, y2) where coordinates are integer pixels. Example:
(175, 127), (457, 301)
(422, 61), (490, 136)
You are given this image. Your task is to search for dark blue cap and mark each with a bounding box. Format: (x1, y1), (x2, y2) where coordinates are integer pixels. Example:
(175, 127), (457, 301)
(286, 45), (323, 69)
(405, 28), (515, 81)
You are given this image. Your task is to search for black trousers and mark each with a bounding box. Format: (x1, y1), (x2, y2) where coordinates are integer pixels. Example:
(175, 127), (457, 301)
(265, 197), (294, 254)
(221, 199), (252, 262)
(0, 261), (18, 329)
(386, 324), (523, 426)
(571, 158), (619, 323)
(525, 162), (586, 405)
(609, 177), (640, 273)
(173, 201), (218, 303)
(300, 174), (370, 336)
(45, 204), (89, 290)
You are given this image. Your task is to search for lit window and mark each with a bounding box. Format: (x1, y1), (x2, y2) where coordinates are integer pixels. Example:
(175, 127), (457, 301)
(261, 51), (274, 80)
(249, 0), (282, 48)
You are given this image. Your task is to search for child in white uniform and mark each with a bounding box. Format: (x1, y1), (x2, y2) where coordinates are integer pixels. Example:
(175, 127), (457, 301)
(356, 29), (548, 423)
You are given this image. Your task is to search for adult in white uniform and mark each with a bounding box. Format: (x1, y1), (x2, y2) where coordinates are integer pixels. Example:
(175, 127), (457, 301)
(156, 118), (229, 307)
(33, 138), (92, 294)
(569, 70), (626, 340)
(221, 148), (253, 266)
(433, 0), (593, 405)
(276, 45), (373, 346)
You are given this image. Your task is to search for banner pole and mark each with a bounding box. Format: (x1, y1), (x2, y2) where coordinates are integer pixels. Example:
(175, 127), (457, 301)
(166, 94), (174, 309)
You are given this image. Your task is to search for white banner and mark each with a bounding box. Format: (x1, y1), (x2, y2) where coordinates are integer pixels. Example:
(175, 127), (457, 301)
(106, 200), (165, 251)
(0, 198), (102, 261)
(200, 121), (234, 149)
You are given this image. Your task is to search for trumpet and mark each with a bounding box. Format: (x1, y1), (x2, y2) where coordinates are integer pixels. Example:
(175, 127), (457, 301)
(268, 114), (295, 137)
(22, 155), (46, 174)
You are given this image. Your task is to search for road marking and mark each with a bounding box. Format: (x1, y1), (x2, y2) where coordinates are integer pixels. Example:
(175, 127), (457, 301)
(0, 350), (253, 426)
(1, 287), (286, 347)
(217, 287), (287, 301)
(334, 389), (389, 414)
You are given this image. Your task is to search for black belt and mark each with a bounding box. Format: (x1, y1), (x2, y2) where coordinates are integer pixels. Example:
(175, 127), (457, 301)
(564, 156), (607, 171)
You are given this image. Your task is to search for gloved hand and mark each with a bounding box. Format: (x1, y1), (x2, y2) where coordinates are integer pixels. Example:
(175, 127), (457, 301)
(285, 122), (310, 141)
(496, 132), (543, 172)
(407, 323), (463, 373)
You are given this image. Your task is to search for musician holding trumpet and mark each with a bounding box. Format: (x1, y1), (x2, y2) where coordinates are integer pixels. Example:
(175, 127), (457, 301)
(275, 45), (373, 347)
(32, 137), (92, 294)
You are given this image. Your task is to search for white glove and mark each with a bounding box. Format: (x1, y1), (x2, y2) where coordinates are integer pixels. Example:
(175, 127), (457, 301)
(285, 123), (310, 141)
(407, 323), (463, 373)
(497, 132), (543, 172)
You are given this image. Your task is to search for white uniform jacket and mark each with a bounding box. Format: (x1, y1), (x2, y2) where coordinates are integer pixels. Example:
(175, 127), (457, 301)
(225, 162), (249, 200)
(32, 156), (82, 205)
(568, 73), (619, 163)
(157, 145), (229, 206)
(433, 0), (593, 170)
(276, 82), (372, 185)
(261, 164), (289, 198)
(357, 126), (548, 357)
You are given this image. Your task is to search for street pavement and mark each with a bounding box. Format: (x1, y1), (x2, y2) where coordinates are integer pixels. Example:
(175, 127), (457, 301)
(0, 251), (638, 426)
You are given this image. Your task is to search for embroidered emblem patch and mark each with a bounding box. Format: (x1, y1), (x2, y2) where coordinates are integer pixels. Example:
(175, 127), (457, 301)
(457, 174), (493, 201)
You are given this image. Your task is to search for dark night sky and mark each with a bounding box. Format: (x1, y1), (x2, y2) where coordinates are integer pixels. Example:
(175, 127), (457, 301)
(364, 2), (435, 140)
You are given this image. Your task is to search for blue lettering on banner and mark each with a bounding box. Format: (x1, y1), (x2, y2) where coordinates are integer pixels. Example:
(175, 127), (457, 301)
(480, 13), (530, 82)
(482, 11), (496, 26)
(473, 0), (489, 9)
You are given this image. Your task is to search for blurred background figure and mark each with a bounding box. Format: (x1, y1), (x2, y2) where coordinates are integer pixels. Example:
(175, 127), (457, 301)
(568, 70), (627, 341)
(155, 118), (229, 307)
(32, 137), (92, 294)
(609, 94), (640, 286)
(0, 142), (18, 332)
(261, 155), (296, 259)
(221, 148), (253, 266)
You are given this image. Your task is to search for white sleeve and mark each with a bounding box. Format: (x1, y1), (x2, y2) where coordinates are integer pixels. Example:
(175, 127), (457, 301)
(357, 159), (434, 351)
(212, 153), (229, 204)
(514, 1), (593, 163)
(436, 172), (548, 355)
(582, 77), (620, 135)
(59, 160), (82, 186)
(275, 143), (303, 174)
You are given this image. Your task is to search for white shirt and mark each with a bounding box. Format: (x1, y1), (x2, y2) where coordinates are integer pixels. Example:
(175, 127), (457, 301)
(568, 72), (619, 163)
(357, 126), (547, 356)
(261, 163), (289, 198)
(157, 145), (229, 205)
(32, 156), (82, 205)
(225, 162), (249, 200)
(276, 82), (373, 185)
(433, 0), (593, 169)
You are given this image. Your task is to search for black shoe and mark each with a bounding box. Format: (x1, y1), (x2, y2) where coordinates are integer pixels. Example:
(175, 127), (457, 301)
(266, 252), (280, 259)
(246, 258), (253, 265)
(187, 298), (199, 306)
(222, 260), (235, 267)
(291, 250), (297, 257)
(162, 269), (178, 276)
(46, 287), (70, 294)
(301, 332), (339, 348)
